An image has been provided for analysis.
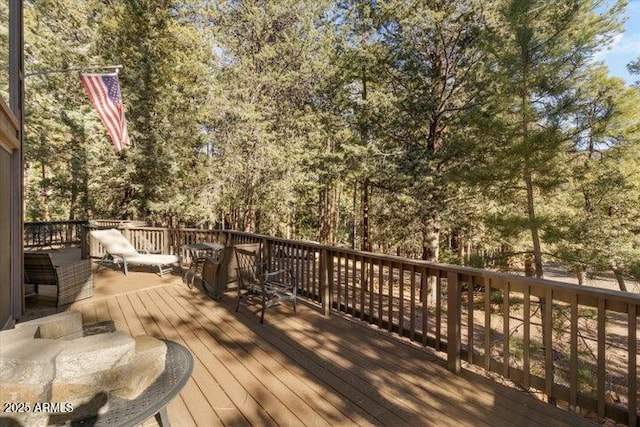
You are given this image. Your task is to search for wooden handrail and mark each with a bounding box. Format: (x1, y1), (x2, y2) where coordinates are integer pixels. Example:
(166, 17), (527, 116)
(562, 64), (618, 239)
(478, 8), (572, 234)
(24, 220), (89, 249)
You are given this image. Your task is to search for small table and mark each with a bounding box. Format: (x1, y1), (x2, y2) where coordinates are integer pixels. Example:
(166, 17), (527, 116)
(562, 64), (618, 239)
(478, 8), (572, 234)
(50, 340), (193, 427)
(183, 243), (225, 288)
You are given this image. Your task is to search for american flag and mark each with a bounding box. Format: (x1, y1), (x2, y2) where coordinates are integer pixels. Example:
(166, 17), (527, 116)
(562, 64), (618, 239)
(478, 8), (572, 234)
(80, 73), (131, 152)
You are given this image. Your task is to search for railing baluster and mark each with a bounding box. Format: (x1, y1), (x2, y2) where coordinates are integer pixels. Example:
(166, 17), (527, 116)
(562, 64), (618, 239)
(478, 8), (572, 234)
(399, 264), (405, 336)
(308, 247), (312, 296)
(312, 249), (317, 300)
(410, 265), (416, 341)
(388, 262), (393, 333)
(467, 276), (474, 365)
(352, 253), (357, 316)
(544, 288), (554, 403)
(629, 303), (637, 427)
(344, 254), (349, 314)
(447, 271), (461, 373)
(298, 244), (304, 294)
(597, 298), (606, 418)
(326, 250), (334, 314)
(368, 258), (375, 322)
(523, 284), (530, 389)
(360, 255), (366, 321)
(570, 293), (578, 408)
(336, 253), (342, 311)
(377, 259), (383, 328)
(421, 268), (428, 347)
(435, 274), (442, 351)
(484, 278), (491, 371)
(320, 249), (328, 315)
(503, 280), (510, 379)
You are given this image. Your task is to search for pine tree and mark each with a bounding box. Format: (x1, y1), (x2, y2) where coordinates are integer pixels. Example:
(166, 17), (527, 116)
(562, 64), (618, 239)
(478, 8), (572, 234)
(95, 0), (213, 220)
(369, 0), (492, 263)
(206, 0), (337, 235)
(23, 0), (106, 220)
(551, 67), (640, 290)
(473, 0), (625, 278)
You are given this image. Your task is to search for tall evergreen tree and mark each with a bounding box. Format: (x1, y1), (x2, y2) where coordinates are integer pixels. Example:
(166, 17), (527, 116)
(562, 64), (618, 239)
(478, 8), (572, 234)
(96, 0), (212, 220)
(551, 67), (640, 289)
(206, 0), (337, 235)
(23, 0), (106, 220)
(472, 0), (625, 278)
(371, 0), (491, 263)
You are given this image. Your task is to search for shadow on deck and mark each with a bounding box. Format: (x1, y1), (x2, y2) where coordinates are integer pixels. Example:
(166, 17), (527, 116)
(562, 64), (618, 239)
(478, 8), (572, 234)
(23, 265), (597, 427)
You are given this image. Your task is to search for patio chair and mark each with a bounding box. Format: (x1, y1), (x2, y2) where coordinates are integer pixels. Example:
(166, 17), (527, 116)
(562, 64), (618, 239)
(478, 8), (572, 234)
(90, 228), (180, 277)
(24, 251), (94, 306)
(234, 244), (297, 323)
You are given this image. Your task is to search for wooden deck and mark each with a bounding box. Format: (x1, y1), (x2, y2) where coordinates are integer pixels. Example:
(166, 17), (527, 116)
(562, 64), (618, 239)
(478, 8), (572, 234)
(26, 265), (598, 427)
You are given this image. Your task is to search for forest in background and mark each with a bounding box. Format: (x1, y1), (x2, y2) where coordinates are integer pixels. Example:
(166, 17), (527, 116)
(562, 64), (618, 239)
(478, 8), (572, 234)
(4, 0), (640, 288)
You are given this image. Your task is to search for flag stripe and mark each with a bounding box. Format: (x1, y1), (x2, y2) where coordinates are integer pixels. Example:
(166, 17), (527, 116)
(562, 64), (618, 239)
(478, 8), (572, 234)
(81, 76), (121, 147)
(81, 74), (125, 151)
(80, 72), (130, 152)
(82, 75), (120, 140)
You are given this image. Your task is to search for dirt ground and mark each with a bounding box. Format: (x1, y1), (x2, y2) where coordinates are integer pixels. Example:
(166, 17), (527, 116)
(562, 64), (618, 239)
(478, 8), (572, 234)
(539, 264), (640, 294)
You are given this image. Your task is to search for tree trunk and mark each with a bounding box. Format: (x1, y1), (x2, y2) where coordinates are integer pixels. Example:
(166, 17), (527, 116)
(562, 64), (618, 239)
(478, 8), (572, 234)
(360, 64), (371, 253)
(319, 183), (337, 244)
(68, 174), (78, 221)
(576, 265), (585, 286)
(361, 179), (370, 252)
(319, 187), (330, 244)
(524, 255), (535, 277)
(423, 222), (440, 262)
(40, 162), (51, 221)
(244, 189), (256, 232)
(351, 186), (358, 250)
(420, 213), (441, 305)
(524, 172), (544, 278)
(611, 263), (628, 292)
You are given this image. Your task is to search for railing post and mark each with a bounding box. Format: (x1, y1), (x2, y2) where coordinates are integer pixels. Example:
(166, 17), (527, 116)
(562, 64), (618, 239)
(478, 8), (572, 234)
(447, 271), (461, 373)
(320, 249), (332, 316)
(121, 226), (131, 243)
(80, 225), (88, 259)
(263, 238), (272, 268)
(163, 228), (170, 254)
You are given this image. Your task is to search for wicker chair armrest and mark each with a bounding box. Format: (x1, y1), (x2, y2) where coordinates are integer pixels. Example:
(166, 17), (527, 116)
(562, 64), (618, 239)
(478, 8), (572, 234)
(53, 258), (94, 306)
(54, 259), (93, 287)
(24, 253), (57, 285)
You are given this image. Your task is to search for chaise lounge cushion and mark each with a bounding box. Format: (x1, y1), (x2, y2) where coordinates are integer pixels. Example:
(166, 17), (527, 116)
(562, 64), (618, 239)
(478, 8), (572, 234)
(90, 228), (180, 276)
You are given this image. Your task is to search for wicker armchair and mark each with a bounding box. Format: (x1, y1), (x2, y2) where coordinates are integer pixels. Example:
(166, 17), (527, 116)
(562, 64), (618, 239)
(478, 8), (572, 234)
(24, 251), (94, 306)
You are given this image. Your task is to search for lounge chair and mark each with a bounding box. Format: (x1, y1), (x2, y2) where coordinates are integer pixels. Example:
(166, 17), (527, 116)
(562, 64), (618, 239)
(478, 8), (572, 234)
(90, 228), (180, 277)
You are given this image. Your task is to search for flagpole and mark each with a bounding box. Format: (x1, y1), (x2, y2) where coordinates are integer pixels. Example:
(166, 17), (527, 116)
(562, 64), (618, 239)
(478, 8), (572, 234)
(24, 64), (131, 153)
(25, 65), (123, 78)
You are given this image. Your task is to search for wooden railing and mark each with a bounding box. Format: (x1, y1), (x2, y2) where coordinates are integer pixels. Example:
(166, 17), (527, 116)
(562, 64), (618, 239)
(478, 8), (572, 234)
(24, 220), (89, 248)
(75, 222), (639, 425)
(90, 219), (149, 228)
